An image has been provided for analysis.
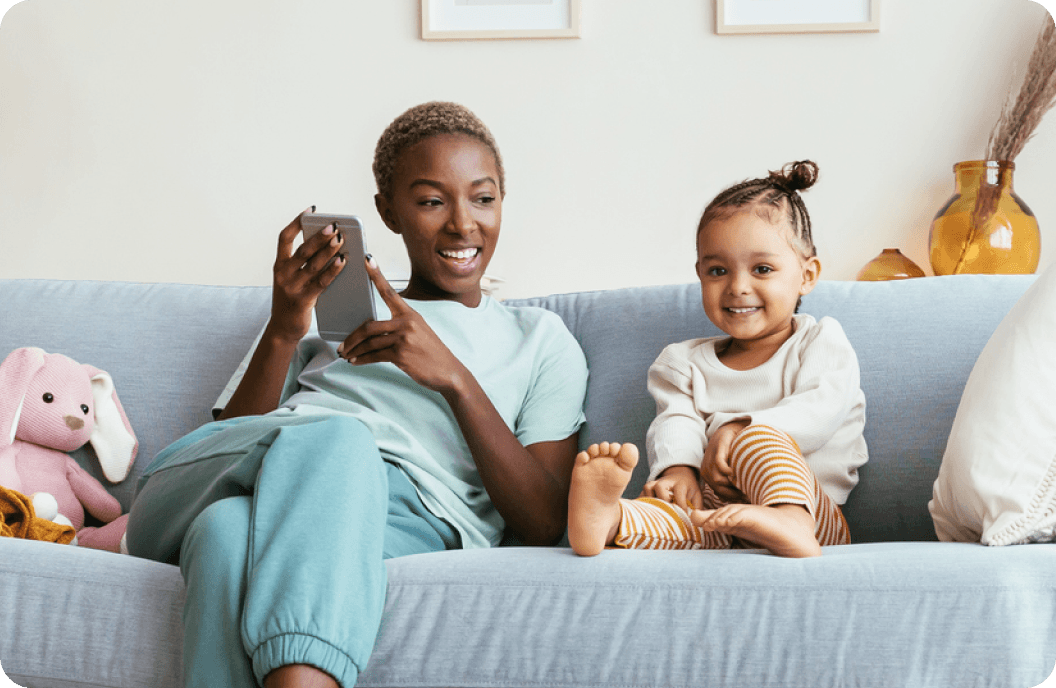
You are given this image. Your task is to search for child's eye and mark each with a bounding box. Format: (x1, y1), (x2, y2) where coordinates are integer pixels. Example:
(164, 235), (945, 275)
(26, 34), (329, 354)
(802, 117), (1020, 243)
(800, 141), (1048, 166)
(754, 265), (774, 275)
(706, 266), (726, 277)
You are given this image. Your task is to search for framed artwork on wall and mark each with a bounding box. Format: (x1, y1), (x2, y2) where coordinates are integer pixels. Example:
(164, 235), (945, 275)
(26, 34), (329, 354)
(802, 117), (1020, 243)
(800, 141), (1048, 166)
(716, 0), (880, 35)
(421, 0), (581, 40)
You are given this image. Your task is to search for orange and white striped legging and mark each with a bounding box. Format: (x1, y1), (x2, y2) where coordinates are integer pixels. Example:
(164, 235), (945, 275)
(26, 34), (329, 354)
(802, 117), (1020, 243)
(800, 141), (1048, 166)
(615, 425), (850, 550)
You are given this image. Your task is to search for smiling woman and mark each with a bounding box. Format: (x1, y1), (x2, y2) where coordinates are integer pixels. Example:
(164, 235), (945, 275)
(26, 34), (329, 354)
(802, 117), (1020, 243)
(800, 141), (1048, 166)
(125, 101), (589, 688)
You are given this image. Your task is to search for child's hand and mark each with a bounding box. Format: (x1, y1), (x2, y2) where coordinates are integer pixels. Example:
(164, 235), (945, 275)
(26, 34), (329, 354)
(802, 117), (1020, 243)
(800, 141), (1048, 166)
(641, 466), (703, 511)
(337, 256), (469, 396)
(700, 420), (750, 503)
(269, 209), (346, 343)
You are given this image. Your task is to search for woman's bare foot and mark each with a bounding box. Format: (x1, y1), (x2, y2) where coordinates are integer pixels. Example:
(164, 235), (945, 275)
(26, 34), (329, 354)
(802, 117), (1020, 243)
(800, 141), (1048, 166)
(690, 503), (821, 558)
(567, 442), (639, 556)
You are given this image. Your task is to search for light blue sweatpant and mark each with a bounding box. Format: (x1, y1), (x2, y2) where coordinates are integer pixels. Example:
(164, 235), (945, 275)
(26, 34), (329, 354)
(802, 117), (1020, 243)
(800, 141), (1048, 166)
(126, 414), (460, 688)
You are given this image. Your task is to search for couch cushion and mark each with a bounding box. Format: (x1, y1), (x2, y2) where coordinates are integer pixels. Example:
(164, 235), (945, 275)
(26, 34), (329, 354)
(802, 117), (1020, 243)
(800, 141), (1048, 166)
(7, 540), (1056, 688)
(0, 539), (184, 688)
(360, 543), (1056, 688)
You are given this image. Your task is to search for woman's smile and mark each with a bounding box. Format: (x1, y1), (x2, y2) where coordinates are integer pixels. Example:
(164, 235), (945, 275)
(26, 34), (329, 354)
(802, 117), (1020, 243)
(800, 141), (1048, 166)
(439, 246), (482, 272)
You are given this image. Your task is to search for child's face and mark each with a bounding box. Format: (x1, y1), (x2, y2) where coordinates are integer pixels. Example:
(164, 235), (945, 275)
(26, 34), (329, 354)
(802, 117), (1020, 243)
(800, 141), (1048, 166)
(376, 133), (502, 307)
(695, 209), (820, 348)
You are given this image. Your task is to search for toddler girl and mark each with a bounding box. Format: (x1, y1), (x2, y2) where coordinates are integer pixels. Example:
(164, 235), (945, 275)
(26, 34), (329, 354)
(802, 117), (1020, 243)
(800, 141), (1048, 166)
(567, 160), (867, 558)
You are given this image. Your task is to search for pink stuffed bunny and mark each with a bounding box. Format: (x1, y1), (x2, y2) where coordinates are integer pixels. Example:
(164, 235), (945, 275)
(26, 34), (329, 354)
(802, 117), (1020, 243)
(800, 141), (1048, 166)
(0, 347), (138, 552)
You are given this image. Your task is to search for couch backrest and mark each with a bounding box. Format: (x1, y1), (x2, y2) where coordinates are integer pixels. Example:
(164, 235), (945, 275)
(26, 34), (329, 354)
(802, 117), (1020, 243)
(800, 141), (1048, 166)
(0, 279), (272, 510)
(513, 275), (1035, 542)
(0, 275), (1034, 542)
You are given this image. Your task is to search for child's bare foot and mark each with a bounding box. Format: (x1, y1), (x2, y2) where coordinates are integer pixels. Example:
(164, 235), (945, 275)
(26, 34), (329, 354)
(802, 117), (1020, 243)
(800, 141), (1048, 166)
(690, 503), (821, 558)
(568, 442), (639, 556)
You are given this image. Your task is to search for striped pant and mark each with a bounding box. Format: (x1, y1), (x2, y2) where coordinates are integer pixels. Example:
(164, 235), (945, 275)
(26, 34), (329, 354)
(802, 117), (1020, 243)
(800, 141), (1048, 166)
(615, 425), (850, 550)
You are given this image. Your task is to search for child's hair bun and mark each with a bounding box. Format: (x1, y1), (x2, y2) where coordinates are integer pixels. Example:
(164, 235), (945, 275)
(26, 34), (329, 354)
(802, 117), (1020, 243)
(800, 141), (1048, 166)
(768, 160), (819, 194)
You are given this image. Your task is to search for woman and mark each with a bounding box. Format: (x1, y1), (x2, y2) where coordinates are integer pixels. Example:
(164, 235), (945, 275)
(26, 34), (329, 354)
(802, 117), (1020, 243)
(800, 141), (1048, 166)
(127, 101), (588, 688)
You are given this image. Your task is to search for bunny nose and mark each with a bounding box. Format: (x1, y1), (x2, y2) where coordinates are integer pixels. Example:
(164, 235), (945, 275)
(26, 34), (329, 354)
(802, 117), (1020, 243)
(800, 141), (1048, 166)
(65, 415), (85, 430)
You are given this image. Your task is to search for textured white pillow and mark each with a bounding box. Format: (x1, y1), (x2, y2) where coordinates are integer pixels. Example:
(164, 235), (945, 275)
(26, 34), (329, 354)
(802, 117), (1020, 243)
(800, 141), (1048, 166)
(930, 265), (1056, 546)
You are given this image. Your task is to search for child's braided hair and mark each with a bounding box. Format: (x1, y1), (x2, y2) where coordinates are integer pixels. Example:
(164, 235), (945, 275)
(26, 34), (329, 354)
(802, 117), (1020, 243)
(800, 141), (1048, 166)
(697, 160), (820, 259)
(373, 101), (505, 200)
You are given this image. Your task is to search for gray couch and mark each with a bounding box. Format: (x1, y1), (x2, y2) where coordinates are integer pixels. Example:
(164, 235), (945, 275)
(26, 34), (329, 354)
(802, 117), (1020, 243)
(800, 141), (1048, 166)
(2, 275), (1055, 688)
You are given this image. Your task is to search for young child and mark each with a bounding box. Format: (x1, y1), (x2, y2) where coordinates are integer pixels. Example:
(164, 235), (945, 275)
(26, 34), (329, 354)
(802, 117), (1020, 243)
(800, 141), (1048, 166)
(568, 160), (867, 559)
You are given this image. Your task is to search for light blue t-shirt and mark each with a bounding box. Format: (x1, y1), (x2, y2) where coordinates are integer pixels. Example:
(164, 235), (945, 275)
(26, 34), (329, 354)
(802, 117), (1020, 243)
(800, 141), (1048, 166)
(217, 296), (588, 549)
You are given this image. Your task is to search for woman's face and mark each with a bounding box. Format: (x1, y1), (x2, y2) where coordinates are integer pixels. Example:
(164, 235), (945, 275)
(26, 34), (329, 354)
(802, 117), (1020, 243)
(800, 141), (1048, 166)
(376, 133), (502, 308)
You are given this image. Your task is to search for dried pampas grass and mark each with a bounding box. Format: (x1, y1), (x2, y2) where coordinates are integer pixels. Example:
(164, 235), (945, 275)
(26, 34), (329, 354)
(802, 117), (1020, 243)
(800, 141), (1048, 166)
(967, 12), (1056, 240)
(986, 13), (1056, 162)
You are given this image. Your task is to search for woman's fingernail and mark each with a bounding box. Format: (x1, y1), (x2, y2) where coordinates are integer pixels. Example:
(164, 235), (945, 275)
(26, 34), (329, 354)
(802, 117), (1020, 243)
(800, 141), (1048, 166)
(365, 254), (378, 269)
(311, 205), (316, 213)
(323, 223), (335, 235)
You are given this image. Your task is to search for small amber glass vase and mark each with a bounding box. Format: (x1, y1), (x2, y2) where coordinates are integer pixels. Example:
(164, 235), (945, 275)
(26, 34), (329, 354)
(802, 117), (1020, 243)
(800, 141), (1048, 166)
(928, 160), (1040, 275)
(856, 248), (926, 281)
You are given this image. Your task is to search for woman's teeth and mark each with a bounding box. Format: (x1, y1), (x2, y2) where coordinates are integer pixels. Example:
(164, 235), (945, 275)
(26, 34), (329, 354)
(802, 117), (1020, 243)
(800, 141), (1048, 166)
(441, 248), (479, 260)
(727, 307), (759, 313)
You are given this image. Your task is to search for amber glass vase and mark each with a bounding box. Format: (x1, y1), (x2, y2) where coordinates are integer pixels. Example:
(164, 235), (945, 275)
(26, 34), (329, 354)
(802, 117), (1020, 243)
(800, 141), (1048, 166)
(856, 248), (926, 281)
(928, 161), (1040, 275)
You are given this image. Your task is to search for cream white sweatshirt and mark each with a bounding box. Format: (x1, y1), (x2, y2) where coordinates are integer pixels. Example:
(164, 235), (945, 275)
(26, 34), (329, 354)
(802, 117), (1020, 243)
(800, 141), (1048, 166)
(645, 314), (867, 504)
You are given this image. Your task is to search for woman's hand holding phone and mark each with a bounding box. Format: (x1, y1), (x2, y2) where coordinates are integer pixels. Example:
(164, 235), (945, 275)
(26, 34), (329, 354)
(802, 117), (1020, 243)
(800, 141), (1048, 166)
(337, 257), (468, 397)
(216, 209), (346, 421)
(270, 209), (346, 344)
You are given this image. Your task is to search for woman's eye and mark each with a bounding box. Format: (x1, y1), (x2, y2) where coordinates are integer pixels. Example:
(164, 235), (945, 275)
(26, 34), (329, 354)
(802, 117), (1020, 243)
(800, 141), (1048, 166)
(477, 195), (495, 204)
(419, 198), (442, 207)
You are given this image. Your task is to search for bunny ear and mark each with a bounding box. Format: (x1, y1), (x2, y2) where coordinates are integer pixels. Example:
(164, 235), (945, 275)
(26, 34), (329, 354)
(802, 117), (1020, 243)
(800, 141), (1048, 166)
(84, 366), (138, 483)
(0, 348), (46, 449)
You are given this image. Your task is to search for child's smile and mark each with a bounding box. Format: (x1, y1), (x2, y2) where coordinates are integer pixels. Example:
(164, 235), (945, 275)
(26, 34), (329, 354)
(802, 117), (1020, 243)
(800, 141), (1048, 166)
(696, 209), (820, 364)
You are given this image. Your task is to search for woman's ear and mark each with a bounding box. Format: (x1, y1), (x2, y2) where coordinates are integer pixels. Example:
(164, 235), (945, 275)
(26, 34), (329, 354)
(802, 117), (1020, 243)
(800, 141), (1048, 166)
(374, 194), (400, 235)
(800, 256), (822, 295)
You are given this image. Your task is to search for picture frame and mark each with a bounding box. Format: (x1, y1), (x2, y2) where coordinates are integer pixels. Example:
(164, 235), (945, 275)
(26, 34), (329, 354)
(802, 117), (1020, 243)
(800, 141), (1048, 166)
(420, 0), (581, 41)
(715, 0), (880, 35)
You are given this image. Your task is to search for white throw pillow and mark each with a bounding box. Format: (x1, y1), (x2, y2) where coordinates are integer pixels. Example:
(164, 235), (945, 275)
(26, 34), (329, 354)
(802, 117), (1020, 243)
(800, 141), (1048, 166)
(929, 264), (1056, 545)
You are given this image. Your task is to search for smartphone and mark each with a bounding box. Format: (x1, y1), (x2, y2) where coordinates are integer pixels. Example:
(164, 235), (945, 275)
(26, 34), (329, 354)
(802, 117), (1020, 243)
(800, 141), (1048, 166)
(299, 213), (377, 342)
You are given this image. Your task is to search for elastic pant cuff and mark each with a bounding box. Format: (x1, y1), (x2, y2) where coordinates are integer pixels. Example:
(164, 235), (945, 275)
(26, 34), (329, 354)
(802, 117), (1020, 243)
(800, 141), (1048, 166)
(252, 633), (360, 688)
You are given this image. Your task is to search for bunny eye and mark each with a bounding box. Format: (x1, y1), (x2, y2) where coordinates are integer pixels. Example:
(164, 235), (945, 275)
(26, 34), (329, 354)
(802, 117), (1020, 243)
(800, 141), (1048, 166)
(42, 393), (54, 403)
(80, 404), (90, 415)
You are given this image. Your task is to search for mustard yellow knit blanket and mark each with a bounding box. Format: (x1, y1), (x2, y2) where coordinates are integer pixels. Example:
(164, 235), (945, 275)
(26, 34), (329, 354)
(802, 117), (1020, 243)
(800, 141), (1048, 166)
(0, 485), (75, 544)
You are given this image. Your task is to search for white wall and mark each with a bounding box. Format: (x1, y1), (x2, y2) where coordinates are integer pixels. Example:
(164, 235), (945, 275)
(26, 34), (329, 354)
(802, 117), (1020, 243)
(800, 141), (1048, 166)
(1, 0), (1053, 298)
